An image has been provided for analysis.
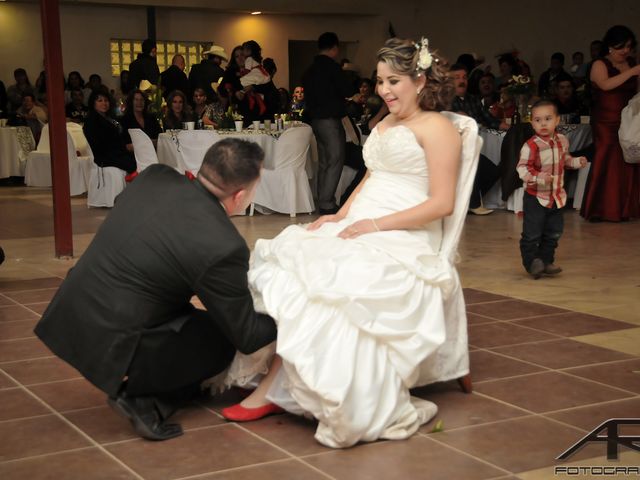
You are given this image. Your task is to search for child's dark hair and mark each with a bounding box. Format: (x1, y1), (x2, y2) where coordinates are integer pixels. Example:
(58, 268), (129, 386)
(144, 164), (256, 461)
(531, 99), (558, 114)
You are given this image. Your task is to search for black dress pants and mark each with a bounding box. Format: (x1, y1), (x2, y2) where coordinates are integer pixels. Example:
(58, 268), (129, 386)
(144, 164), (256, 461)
(520, 192), (564, 270)
(125, 309), (236, 396)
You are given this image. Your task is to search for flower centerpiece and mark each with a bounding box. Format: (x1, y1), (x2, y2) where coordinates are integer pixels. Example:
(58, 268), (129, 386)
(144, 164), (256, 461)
(220, 107), (243, 129)
(504, 75), (534, 96)
(503, 75), (534, 121)
(139, 79), (166, 127)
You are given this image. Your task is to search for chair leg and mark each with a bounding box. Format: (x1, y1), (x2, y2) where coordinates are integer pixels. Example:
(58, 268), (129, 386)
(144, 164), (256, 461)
(249, 203), (255, 216)
(290, 212), (296, 218)
(457, 373), (473, 393)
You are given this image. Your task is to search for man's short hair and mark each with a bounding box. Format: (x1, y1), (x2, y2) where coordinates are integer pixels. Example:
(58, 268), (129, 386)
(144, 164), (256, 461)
(531, 99), (558, 114)
(142, 39), (157, 55)
(551, 52), (565, 64)
(450, 63), (468, 73)
(318, 32), (339, 51)
(199, 138), (264, 191)
(21, 92), (35, 101)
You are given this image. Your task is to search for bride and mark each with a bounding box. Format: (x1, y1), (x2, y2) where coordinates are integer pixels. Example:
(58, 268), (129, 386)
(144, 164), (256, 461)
(220, 37), (461, 448)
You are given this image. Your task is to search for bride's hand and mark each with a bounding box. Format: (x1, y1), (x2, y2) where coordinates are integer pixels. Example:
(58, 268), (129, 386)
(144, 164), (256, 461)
(337, 219), (379, 239)
(307, 214), (342, 231)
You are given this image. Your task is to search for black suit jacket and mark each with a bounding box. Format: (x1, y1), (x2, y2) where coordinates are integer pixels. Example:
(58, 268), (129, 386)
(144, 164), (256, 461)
(160, 65), (190, 100)
(35, 165), (276, 395)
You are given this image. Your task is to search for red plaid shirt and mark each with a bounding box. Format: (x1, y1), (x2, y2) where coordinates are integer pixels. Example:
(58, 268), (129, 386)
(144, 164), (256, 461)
(517, 133), (583, 208)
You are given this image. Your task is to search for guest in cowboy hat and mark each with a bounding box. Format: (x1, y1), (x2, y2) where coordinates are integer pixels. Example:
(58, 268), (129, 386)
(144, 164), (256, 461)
(189, 43), (228, 100)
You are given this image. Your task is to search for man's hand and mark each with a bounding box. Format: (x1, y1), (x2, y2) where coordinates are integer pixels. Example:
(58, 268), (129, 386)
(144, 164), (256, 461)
(579, 156), (588, 168)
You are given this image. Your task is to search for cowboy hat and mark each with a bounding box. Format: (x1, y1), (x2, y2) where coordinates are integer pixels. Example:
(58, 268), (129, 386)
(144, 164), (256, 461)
(202, 44), (228, 61)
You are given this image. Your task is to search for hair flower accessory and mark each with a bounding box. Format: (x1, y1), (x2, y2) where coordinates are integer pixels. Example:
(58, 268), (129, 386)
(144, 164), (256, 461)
(415, 37), (433, 71)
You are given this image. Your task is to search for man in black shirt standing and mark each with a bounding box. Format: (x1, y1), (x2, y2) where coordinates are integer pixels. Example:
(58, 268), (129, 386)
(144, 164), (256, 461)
(129, 39), (160, 89)
(160, 54), (189, 100)
(303, 32), (351, 214)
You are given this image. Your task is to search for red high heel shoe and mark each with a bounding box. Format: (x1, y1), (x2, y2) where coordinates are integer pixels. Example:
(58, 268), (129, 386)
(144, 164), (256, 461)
(125, 171), (138, 183)
(221, 402), (284, 422)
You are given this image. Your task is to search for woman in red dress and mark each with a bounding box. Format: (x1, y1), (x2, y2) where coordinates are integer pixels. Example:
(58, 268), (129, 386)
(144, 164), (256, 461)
(581, 25), (640, 221)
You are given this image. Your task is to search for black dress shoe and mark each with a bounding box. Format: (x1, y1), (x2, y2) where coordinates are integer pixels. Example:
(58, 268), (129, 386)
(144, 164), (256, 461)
(108, 393), (183, 441)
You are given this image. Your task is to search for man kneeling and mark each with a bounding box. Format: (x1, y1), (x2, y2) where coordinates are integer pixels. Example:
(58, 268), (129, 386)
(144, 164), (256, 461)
(35, 139), (276, 441)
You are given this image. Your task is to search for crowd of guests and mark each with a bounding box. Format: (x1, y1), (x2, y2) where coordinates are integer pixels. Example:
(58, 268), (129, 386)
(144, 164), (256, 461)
(0, 24), (637, 222)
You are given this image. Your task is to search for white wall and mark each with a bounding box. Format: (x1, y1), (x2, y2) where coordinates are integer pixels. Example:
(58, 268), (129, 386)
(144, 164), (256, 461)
(1, 1), (639, 92)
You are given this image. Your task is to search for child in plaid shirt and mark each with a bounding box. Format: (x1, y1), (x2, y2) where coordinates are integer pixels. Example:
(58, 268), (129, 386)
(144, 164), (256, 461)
(517, 100), (587, 279)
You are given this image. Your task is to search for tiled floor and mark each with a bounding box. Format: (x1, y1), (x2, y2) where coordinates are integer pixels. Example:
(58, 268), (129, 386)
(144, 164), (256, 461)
(0, 186), (639, 479)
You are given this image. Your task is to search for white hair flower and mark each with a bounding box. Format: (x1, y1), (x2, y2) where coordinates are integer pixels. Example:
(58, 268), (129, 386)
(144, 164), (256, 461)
(415, 37), (433, 71)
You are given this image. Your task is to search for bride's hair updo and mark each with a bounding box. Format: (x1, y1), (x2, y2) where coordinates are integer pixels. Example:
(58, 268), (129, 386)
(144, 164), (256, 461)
(376, 37), (453, 112)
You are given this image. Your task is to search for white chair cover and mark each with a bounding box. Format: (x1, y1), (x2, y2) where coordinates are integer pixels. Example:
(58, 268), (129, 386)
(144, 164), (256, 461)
(24, 126), (92, 196)
(175, 130), (220, 176)
(129, 129), (159, 172)
(413, 112), (482, 387)
(572, 161), (591, 209)
(334, 165), (358, 205)
(87, 151), (126, 208)
(252, 125), (315, 217)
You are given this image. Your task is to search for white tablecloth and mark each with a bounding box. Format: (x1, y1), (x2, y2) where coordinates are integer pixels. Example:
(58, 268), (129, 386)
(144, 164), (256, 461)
(157, 129), (279, 170)
(479, 124), (593, 211)
(0, 126), (36, 178)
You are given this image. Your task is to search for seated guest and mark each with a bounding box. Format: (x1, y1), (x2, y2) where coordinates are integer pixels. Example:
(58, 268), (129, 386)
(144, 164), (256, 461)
(538, 52), (568, 97)
(65, 88), (89, 123)
(277, 88), (291, 115)
(495, 54), (520, 90)
(83, 88), (136, 177)
(160, 55), (189, 100)
(120, 89), (162, 151)
(86, 74), (104, 94)
(552, 73), (583, 121)
(291, 85), (304, 112)
(34, 139), (276, 441)
(346, 78), (373, 121)
(112, 70), (132, 114)
(162, 90), (194, 130)
(17, 92), (47, 143)
(570, 51), (588, 86)
(450, 64), (503, 215)
(477, 72), (502, 118)
(450, 64), (508, 130)
(0, 80), (8, 117)
(64, 71), (89, 106)
(192, 87), (224, 127)
(7, 68), (34, 114)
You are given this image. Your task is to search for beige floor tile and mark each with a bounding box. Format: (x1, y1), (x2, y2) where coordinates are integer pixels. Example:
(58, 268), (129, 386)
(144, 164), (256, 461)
(572, 327), (640, 356)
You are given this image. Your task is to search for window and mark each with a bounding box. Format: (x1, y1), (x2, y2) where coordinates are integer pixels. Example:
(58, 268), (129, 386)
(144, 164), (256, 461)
(110, 39), (207, 78)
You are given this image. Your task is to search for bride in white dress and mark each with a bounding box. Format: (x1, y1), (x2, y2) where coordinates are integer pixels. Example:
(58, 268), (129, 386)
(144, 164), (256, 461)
(220, 37), (462, 448)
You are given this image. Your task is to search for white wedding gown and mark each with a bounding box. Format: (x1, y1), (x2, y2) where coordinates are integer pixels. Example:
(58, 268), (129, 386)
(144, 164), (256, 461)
(226, 125), (458, 448)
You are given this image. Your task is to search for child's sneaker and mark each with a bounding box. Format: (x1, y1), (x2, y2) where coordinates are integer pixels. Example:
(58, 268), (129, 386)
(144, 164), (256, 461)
(528, 258), (545, 279)
(544, 264), (562, 275)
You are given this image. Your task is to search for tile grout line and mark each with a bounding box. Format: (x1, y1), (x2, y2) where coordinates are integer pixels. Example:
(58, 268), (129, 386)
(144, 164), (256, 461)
(230, 422), (337, 480)
(416, 431), (514, 477)
(171, 457), (335, 480)
(0, 446), (97, 466)
(0, 369), (146, 480)
(0, 355), (57, 365)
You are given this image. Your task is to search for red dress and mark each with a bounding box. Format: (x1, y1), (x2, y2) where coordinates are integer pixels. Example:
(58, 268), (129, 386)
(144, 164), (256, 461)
(581, 58), (640, 221)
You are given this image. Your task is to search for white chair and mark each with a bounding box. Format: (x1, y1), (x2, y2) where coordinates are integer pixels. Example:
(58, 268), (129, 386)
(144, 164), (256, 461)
(24, 124), (92, 196)
(251, 124), (315, 217)
(87, 160), (127, 208)
(129, 129), (158, 172)
(413, 112), (482, 393)
(572, 161), (591, 209)
(175, 130), (220, 177)
(334, 166), (358, 205)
